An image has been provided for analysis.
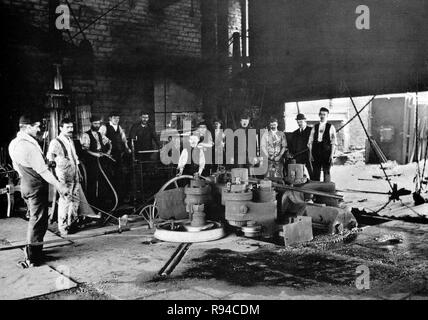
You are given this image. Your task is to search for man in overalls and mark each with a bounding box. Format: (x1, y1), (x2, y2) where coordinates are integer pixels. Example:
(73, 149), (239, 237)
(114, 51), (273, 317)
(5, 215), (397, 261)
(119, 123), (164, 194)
(9, 114), (68, 268)
(47, 118), (82, 236)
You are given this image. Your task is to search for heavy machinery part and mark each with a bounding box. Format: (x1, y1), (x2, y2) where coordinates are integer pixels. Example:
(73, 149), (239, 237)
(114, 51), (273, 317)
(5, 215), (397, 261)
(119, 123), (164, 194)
(225, 200), (277, 236)
(231, 168), (249, 184)
(302, 181), (338, 207)
(255, 189), (276, 203)
(303, 204), (358, 235)
(158, 175), (210, 192)
(280, 216), (313, 246)
(248, 178), (343, 200)
(154, 221), (226, 243)
(184, 185), (211, 195)
(221, 189), (253, 205)
(241, 223), (262, 238)
(154, 188), (187, 220)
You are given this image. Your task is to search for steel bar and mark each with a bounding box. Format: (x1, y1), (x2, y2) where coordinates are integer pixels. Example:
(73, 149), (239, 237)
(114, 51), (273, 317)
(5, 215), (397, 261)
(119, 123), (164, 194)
(248, 178), (343, 199)
(0, 225), (149, 252)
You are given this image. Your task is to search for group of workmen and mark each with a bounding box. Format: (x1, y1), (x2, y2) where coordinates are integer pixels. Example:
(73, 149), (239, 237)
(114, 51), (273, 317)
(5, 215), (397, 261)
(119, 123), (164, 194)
(8, 111), (159, 267)
(8, 106), (336, 267)
(176, 107), (337, 183)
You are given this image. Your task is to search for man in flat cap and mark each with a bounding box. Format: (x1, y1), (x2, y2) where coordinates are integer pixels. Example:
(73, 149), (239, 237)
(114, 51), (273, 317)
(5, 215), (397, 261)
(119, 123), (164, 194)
(289, 113), (313, 179)
(80, 115), (112, 206)
(261, 117), (288, 179)
(308, 107), (337, 182)
(9, 113), (68, 268)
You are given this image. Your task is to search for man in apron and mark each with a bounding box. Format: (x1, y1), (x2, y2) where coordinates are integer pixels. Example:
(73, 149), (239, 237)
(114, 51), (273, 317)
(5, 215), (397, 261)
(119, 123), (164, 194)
(9, 114), (69, 268)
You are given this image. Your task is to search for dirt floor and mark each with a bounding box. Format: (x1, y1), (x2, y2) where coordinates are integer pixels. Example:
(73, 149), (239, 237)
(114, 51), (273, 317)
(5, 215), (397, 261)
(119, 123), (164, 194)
(1, 162), (428, 300)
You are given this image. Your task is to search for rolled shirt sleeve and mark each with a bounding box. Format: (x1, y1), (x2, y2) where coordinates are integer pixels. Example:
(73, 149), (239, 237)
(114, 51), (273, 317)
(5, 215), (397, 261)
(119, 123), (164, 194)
(178, 149), (189, 170)
(307, 127), (314, 147)
(46, 139), (61, 161)
(281, 132), (287, 149)
(80, 133), (91, 150)
(260, 132), (268, 157)
(330, 125), (338, 145)
(99, 125), (107, 136)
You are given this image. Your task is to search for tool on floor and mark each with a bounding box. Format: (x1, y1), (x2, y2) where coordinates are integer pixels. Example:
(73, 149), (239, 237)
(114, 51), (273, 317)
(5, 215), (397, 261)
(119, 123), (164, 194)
(0, 225), (149, 252)
(70, 195), (129, 232)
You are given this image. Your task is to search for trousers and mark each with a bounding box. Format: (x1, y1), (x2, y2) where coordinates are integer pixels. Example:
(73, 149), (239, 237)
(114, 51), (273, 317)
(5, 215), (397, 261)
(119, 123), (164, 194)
(24, 185), (49, 262)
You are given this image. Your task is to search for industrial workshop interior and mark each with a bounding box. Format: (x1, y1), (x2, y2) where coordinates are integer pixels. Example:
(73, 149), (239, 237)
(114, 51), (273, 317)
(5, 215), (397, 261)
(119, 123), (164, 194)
(0, 0), (427, 306)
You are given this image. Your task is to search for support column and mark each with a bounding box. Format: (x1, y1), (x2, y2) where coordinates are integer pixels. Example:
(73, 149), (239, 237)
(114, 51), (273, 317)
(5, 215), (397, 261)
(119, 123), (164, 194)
(201, 0), (218, 121)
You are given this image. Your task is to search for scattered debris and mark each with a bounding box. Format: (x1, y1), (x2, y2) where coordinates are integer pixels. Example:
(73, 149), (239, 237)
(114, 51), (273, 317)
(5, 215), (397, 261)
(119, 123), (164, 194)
(375, 234), (404, 245)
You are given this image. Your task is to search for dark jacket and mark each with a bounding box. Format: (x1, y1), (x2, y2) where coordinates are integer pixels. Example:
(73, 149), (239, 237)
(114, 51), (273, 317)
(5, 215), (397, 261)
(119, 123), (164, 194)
(289, 126), (312, 163)
(129, 122), (160, 152)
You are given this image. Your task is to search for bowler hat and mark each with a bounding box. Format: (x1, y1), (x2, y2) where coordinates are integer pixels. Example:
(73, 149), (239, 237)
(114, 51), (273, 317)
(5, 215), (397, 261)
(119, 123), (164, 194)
(296, 113), (306, 120)
(90, 115), (102, 122)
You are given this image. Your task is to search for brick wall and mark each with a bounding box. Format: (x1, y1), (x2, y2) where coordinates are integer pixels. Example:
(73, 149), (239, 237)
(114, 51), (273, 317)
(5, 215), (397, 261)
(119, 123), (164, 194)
(2, 0), (244, 138)
(1, 0), (205, 136)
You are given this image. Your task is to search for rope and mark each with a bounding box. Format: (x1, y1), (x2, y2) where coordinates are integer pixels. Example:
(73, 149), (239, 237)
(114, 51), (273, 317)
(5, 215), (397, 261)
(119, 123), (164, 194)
(345, 84), (394, 193)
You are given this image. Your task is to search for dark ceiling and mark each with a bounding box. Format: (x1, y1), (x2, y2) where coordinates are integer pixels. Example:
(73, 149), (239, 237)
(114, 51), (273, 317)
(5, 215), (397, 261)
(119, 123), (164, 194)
(249, 0), (428, 102)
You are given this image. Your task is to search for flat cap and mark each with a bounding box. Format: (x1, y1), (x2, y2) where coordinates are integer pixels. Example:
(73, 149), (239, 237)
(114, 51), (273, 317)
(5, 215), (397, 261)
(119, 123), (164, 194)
(19, 113), (41, 125)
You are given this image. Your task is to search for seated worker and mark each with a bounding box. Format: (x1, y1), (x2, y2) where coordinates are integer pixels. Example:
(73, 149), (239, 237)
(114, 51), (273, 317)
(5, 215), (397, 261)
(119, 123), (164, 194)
(177, 135), (206, 176)
(129, 112), (160, 161)
(260, 117), (288, 180)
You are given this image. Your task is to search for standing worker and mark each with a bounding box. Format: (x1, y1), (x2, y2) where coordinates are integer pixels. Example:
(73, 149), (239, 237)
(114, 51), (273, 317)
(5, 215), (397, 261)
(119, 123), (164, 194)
(9, 114), (68, 268)
(46, 118), (82, 236)
(80, 115), (112, 207)
(129, 112), (160, 161)
(260, 117), (288, 179)
(289, 113), (313, 179)
(100, 111), (131, 203)
(308, 107), (337, 182)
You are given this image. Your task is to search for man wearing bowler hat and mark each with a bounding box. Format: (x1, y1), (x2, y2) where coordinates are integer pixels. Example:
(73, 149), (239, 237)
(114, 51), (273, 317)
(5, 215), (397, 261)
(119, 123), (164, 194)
(289, 113), (313, 179)
(100, 111), (131, 202)
(80, 115), (112, 206)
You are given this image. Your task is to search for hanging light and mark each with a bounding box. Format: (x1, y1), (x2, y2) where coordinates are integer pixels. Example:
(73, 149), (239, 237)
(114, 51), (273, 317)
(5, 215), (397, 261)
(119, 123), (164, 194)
(53, 63), (63, 91)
